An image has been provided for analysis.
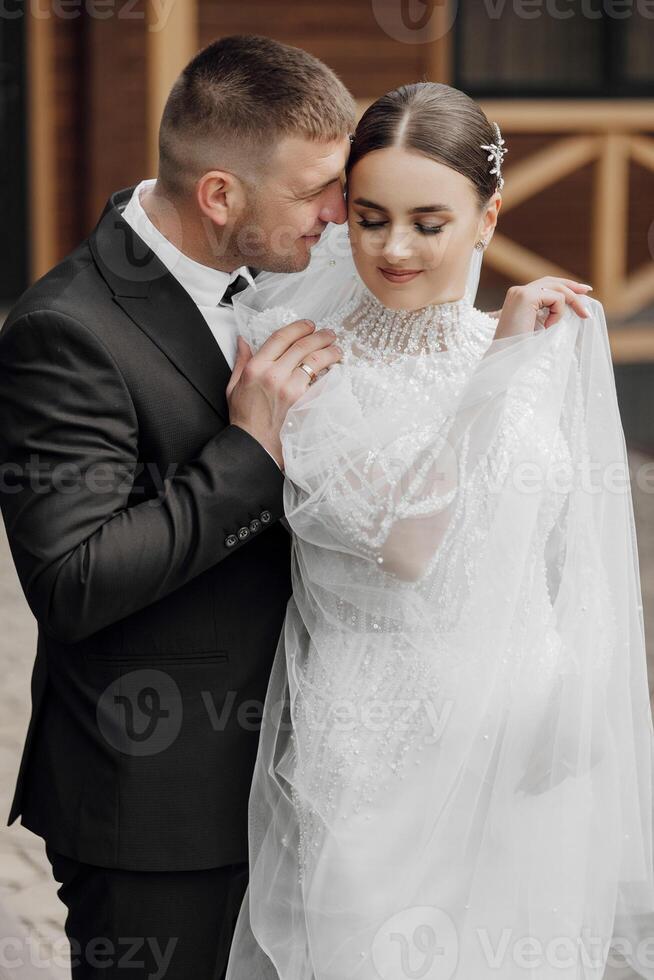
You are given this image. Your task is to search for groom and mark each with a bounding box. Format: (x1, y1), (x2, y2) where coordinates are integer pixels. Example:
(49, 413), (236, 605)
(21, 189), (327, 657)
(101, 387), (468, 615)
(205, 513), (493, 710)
(0, 35), (354, 978)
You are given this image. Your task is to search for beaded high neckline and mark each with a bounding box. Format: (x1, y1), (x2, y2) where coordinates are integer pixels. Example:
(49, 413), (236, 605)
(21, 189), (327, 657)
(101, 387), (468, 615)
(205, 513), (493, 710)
(340, 286), (473, 358)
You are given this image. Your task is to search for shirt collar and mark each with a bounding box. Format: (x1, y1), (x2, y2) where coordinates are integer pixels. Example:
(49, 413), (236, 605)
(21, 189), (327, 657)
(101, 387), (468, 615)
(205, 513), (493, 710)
(121, 179), (257, 308)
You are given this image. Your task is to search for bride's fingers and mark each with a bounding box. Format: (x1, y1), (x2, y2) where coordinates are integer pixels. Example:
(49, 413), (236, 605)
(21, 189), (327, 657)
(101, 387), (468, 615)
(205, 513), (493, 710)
(548, 282), (579, 301)
(538, 286), (590, 324)
(535, 288), (566, 328)
(569, 294), (592, 319)
(550, 284), (592, 319)
(538, 276), (593, 294)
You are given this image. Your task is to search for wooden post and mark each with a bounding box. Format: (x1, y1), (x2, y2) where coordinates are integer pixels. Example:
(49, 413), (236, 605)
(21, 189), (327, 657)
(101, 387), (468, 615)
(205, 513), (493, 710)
(425, 0), (455, 83)
(27, 7), (56, 281)
(147, 0), (199, 177)
(592, 134), (629, 314)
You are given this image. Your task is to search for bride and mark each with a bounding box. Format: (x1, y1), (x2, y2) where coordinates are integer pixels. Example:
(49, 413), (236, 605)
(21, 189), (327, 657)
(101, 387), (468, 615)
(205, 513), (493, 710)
(227, 82), (654, 980)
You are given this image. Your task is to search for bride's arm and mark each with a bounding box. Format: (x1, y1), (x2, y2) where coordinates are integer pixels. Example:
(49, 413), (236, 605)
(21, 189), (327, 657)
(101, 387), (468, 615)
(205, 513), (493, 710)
(283, 386), (479, 582)
(324, 448), (459, 581)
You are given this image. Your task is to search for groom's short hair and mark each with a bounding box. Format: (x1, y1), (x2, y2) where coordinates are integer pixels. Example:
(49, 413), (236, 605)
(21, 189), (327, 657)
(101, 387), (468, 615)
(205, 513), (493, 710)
(158, 35), (357, 196)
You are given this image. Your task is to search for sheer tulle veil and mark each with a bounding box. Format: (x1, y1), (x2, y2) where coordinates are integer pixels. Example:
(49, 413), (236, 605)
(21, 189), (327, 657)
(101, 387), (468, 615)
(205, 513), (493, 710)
(228, 223), (654, 980)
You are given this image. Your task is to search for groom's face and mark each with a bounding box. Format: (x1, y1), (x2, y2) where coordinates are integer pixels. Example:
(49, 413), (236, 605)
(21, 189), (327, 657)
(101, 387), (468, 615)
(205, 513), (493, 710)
(243, 134), (350, 273)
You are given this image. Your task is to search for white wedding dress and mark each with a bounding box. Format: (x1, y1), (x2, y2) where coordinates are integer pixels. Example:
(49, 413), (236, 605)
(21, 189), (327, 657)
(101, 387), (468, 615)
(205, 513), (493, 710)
(227, 224), (654, 980)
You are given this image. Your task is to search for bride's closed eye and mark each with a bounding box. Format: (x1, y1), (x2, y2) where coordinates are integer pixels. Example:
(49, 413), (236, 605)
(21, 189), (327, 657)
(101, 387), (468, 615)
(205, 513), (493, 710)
(355, 218), (445, 236)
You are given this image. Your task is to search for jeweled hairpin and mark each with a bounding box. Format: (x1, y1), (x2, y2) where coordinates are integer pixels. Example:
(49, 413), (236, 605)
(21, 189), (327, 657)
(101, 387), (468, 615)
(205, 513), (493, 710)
(481, 122), (507, 191)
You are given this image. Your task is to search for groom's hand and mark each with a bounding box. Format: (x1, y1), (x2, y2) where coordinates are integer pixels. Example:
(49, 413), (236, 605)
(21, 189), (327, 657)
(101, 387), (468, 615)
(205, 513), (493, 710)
(226, 319), (342, 468)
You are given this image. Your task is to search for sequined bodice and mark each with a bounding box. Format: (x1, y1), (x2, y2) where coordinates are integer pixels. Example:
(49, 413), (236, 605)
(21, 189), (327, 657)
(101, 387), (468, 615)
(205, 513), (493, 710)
(337, 289), (478, 359)
(326, 289), (497, 370)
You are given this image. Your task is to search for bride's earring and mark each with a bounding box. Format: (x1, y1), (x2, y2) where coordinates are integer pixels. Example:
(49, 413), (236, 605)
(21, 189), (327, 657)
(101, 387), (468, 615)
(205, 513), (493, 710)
(475, 238), (488, 251)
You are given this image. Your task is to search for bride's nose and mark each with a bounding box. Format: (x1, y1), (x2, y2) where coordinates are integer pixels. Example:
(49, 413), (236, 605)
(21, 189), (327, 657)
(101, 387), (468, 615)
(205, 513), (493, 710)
(381, 226), (413, 263)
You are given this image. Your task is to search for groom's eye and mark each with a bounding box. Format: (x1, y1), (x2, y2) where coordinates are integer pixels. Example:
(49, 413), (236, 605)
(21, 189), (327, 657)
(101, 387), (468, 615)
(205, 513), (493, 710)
(302, 177), (342, 201)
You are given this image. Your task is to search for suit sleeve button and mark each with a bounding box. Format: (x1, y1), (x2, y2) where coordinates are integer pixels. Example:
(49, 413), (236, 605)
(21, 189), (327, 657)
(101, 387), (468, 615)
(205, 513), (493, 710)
(260, 510), (272, 524)
(249, 518), (262, 533)
(237, 526), (250, 540)
(225, 534), (238, 548)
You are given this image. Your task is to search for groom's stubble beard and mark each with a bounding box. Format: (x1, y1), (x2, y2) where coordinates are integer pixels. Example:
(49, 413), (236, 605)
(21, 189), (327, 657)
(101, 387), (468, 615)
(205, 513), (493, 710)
(229, 186), (316, 275)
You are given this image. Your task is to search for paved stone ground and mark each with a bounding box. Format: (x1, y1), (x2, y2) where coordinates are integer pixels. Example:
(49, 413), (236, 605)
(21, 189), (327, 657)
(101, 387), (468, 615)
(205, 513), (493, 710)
(0, 453), (652, 978)
(0, 531), (69, 978)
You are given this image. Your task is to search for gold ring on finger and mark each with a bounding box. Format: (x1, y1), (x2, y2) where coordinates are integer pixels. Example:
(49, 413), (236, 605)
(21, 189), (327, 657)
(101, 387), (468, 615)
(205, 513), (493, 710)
(297, 362), (318, 385)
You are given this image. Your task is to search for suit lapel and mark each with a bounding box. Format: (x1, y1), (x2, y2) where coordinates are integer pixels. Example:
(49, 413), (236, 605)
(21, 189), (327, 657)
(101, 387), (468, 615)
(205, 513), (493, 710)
(89, 187), (232, 423)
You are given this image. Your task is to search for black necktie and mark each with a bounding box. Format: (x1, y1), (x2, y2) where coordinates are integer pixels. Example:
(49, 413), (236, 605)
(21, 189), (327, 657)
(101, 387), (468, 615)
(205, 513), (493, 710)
(220, 273), (252, 307)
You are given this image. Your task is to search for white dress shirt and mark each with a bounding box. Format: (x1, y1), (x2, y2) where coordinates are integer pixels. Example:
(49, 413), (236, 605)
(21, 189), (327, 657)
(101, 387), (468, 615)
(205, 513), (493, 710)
(121, 179), (280, 470)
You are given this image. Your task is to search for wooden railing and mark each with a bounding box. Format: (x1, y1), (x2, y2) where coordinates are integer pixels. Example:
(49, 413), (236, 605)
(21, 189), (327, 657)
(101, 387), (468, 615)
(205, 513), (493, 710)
(475, 101), (654, 319)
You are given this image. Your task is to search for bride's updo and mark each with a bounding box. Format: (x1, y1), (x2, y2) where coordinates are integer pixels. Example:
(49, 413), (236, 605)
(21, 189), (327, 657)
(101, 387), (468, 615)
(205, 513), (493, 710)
(347, 82), (499, 207)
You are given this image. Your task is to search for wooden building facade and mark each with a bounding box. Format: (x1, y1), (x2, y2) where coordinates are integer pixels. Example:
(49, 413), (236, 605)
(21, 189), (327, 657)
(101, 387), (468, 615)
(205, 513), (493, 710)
(5, 0), (654, 326)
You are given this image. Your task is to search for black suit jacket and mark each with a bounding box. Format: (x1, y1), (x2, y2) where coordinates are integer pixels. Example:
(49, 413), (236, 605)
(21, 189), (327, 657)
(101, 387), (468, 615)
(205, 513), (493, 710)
(0, 187), (293, 871)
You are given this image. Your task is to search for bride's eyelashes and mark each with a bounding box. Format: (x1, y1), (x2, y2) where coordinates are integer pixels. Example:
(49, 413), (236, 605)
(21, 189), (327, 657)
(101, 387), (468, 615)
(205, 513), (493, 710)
(355, 218), (445, 236)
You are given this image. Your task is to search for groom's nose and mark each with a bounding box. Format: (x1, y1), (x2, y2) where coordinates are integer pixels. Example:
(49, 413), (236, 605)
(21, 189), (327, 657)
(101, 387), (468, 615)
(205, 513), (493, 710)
(318, 182), (347, 225)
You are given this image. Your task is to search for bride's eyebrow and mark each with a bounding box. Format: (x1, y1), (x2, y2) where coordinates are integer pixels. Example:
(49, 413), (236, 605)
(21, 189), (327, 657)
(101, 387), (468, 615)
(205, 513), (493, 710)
(411, 205), (453, 214)
(352, 198), (388, 211)
(353, 197), (453, 214)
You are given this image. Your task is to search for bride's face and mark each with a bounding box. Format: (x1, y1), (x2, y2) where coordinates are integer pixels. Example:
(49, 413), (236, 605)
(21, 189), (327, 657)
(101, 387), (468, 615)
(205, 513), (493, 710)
(347, 146), (499, 311)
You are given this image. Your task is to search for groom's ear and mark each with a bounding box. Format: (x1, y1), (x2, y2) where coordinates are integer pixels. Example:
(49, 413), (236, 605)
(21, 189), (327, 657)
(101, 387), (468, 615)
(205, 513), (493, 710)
(196, 170), (245, 228)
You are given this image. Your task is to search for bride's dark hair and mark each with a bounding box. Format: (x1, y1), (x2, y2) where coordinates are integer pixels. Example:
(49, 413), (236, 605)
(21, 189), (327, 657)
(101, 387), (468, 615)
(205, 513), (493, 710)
(347, 82), (498, 207)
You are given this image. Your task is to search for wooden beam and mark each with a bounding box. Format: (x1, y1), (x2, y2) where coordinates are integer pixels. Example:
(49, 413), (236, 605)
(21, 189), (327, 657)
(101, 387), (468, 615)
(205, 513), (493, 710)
(609, 326), (654, 364)
(629, 136), (654, 174)
(27, 9), (56, 281)
(147, 0), (198, 177)
(480, 100), (654, 133)
(615, 264), (654, 320)
(485, 233), (576, 284)
(501, 137), (600, 214)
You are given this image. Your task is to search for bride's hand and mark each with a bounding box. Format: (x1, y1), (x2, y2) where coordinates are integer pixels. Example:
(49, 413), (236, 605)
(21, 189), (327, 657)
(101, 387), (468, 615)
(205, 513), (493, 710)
(494, 277), (593, 340)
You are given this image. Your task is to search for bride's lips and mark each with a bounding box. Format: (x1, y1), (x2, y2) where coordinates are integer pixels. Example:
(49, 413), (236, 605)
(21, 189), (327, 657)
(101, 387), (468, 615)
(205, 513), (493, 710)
(379, 267), (423, 284)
